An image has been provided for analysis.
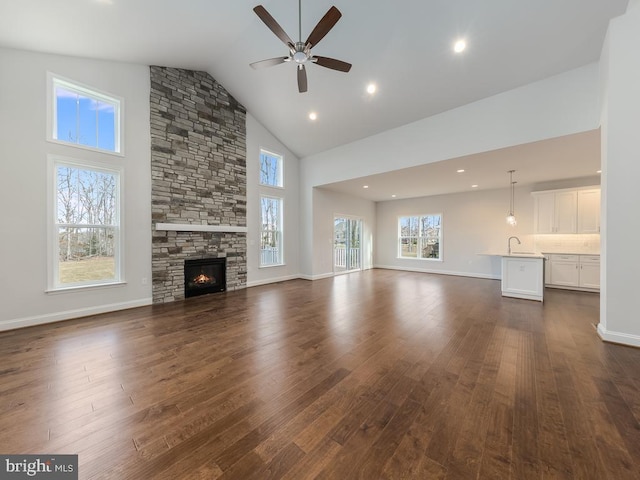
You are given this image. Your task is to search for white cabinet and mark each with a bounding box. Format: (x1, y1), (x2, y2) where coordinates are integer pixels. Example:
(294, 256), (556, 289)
(554, 191), (578, 233)
(543, 254), (551, 285)
(501, 256), (544, 302)
(533, 191), (577, 233)
(549, 254), (580, 287)
(533, 187), (600, 234)
(577, 189), (601, 233)
(546, 254), (599, 291)
(579, 255), (601, 289)
(534, 193), (556, 234)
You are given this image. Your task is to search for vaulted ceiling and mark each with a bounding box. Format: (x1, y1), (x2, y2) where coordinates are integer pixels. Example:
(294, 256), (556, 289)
(0, 0), (628, 161)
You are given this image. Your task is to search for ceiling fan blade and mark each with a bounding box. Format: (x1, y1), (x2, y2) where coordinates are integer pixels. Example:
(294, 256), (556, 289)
(253, 5), (295, 49)
(250, 57), (289, 69)
(312, 56), (352, 72)
(305, 6), (342, 48)
(297, 65), (308, 93)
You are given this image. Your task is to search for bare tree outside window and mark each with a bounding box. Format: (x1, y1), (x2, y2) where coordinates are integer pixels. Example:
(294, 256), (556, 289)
(398, 214), (442, 259)
(55, 164), (119, 285)
(260, 196), (283, 266)
(259, 150), (283, 187)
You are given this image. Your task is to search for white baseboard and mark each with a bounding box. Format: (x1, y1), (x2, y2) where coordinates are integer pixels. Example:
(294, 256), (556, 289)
(0, 298), (153, 332)
(597, 323), (640, 348)
(246, 274), (301, 288)
(374, 264), (500, 280)
(298, 272), (335, 281)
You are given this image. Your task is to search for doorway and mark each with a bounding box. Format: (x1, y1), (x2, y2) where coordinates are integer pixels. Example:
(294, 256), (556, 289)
(334, 216), (362, 274)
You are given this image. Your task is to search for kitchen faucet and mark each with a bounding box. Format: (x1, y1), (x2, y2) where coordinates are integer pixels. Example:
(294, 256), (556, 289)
(508, 236), (521, 255)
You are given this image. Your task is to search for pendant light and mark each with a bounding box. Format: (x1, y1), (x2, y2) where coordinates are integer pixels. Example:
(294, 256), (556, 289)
(506, 170), (517, 226)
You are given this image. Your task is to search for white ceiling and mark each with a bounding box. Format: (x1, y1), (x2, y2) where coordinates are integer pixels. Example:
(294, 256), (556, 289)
(0, 0), (626, 198)
(319, 129), (601, 201)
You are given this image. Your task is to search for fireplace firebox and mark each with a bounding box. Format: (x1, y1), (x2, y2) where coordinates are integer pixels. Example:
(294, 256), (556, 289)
(184, 257), (226, 298)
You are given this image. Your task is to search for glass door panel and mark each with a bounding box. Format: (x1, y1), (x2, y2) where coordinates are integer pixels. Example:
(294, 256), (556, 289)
(334, 217), (362, 273)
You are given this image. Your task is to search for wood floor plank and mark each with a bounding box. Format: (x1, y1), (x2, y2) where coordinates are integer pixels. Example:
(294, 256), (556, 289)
(215, 367), (350, 471)
(1, 270), (639, 479)
(477, 327), (520, 479)
(443, 322), (506, 479)
(281, 438), (342, 480)
(531, 332), (575, 479)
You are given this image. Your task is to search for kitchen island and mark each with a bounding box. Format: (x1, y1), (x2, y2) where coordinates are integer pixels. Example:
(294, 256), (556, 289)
(481, 252), (545, 302)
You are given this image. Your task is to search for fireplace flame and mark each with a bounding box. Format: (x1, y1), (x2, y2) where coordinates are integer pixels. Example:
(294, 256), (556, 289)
(194, 274), (213, 284)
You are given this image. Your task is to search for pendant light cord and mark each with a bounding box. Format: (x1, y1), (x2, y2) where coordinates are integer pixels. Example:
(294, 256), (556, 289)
(509, 170), (515, 215)
(506, 170), (517, 225)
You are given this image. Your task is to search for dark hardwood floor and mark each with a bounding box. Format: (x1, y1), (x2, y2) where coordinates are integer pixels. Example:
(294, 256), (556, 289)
(1, 270), (639, 479)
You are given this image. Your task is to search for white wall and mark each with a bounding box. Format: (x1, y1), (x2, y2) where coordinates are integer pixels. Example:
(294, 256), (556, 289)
(300, 63), (601, 277)
(309, 188), (376, 279)
(375, 186), (535, 279)
(0, 47), (152, 330)
(246, 114), (300, 287)
(598, 2), (640, 346)
(376, 179), (602, 280)
(302, 63), (600, 186)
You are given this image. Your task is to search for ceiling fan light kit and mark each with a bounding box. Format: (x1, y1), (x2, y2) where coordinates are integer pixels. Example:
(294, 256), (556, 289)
(251, 1), (352, 93)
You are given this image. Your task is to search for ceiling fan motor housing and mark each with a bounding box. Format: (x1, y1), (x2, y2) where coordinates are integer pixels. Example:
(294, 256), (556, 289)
(293, 42), (308, 63)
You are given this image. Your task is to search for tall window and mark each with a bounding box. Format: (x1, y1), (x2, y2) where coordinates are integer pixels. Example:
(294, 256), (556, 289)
(50, 75), (122, 154)
(399, 214), (442, 260)
(259, 149), (283, 187)
(260, 196), (283, 267)
(51, 159), (121, 288)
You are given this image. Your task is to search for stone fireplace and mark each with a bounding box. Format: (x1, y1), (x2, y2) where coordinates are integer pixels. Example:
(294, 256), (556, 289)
(150, 66), (247, 303)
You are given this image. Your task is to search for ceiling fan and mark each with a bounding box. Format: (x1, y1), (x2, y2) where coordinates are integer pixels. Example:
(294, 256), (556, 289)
(250, 1), (352, 93)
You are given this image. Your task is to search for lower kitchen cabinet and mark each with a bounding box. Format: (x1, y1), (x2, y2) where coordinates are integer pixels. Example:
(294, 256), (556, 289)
(502, 256), (544, 302)
(579, 255), (601, 289)
(545, 254), (599, 291)
(549, 254), (580, 287)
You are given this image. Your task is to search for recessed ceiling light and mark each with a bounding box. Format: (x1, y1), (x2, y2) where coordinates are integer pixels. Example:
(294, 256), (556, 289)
(597, 170), (602, 174)
(366, 83), (377, 95)
(308, 112), (317, 120)
(391, 194), (396, 198)
(471, 184), (478, 188)
(457, 169), (465, 173)
(363, 185), (369, 189)
(454, 39), (466, 53)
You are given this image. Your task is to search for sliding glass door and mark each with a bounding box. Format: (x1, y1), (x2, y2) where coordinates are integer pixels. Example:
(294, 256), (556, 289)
(334, 216), (362, 274)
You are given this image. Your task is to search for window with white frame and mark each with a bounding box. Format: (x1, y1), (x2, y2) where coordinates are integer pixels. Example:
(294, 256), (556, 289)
(260, 196), (283, 266)
(51, 159), (121, 289)
(398, 214), (442, 260)
(259, 149), (283, 187)
(50, 75), (122, 154)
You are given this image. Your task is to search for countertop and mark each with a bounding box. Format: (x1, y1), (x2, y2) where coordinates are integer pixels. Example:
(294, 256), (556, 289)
(479, 252), (545, 259)
(541, 252), (600, 256)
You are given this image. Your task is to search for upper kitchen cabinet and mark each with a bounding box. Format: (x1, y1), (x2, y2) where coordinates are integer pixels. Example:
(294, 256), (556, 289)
(534, 192), (557, 234)
(577, 188), (601, 233)
(533, 186), (600, 234)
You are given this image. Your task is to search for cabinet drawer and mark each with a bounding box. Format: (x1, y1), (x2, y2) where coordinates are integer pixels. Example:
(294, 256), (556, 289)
(580, 255), (600, 264)
(549, 254), (578, 262)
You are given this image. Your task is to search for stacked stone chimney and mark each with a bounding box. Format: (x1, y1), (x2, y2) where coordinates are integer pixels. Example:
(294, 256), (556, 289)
(150, 66), (247, 303)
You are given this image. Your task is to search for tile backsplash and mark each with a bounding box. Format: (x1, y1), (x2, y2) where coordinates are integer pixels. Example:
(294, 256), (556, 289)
(534, 234), (600, 254)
